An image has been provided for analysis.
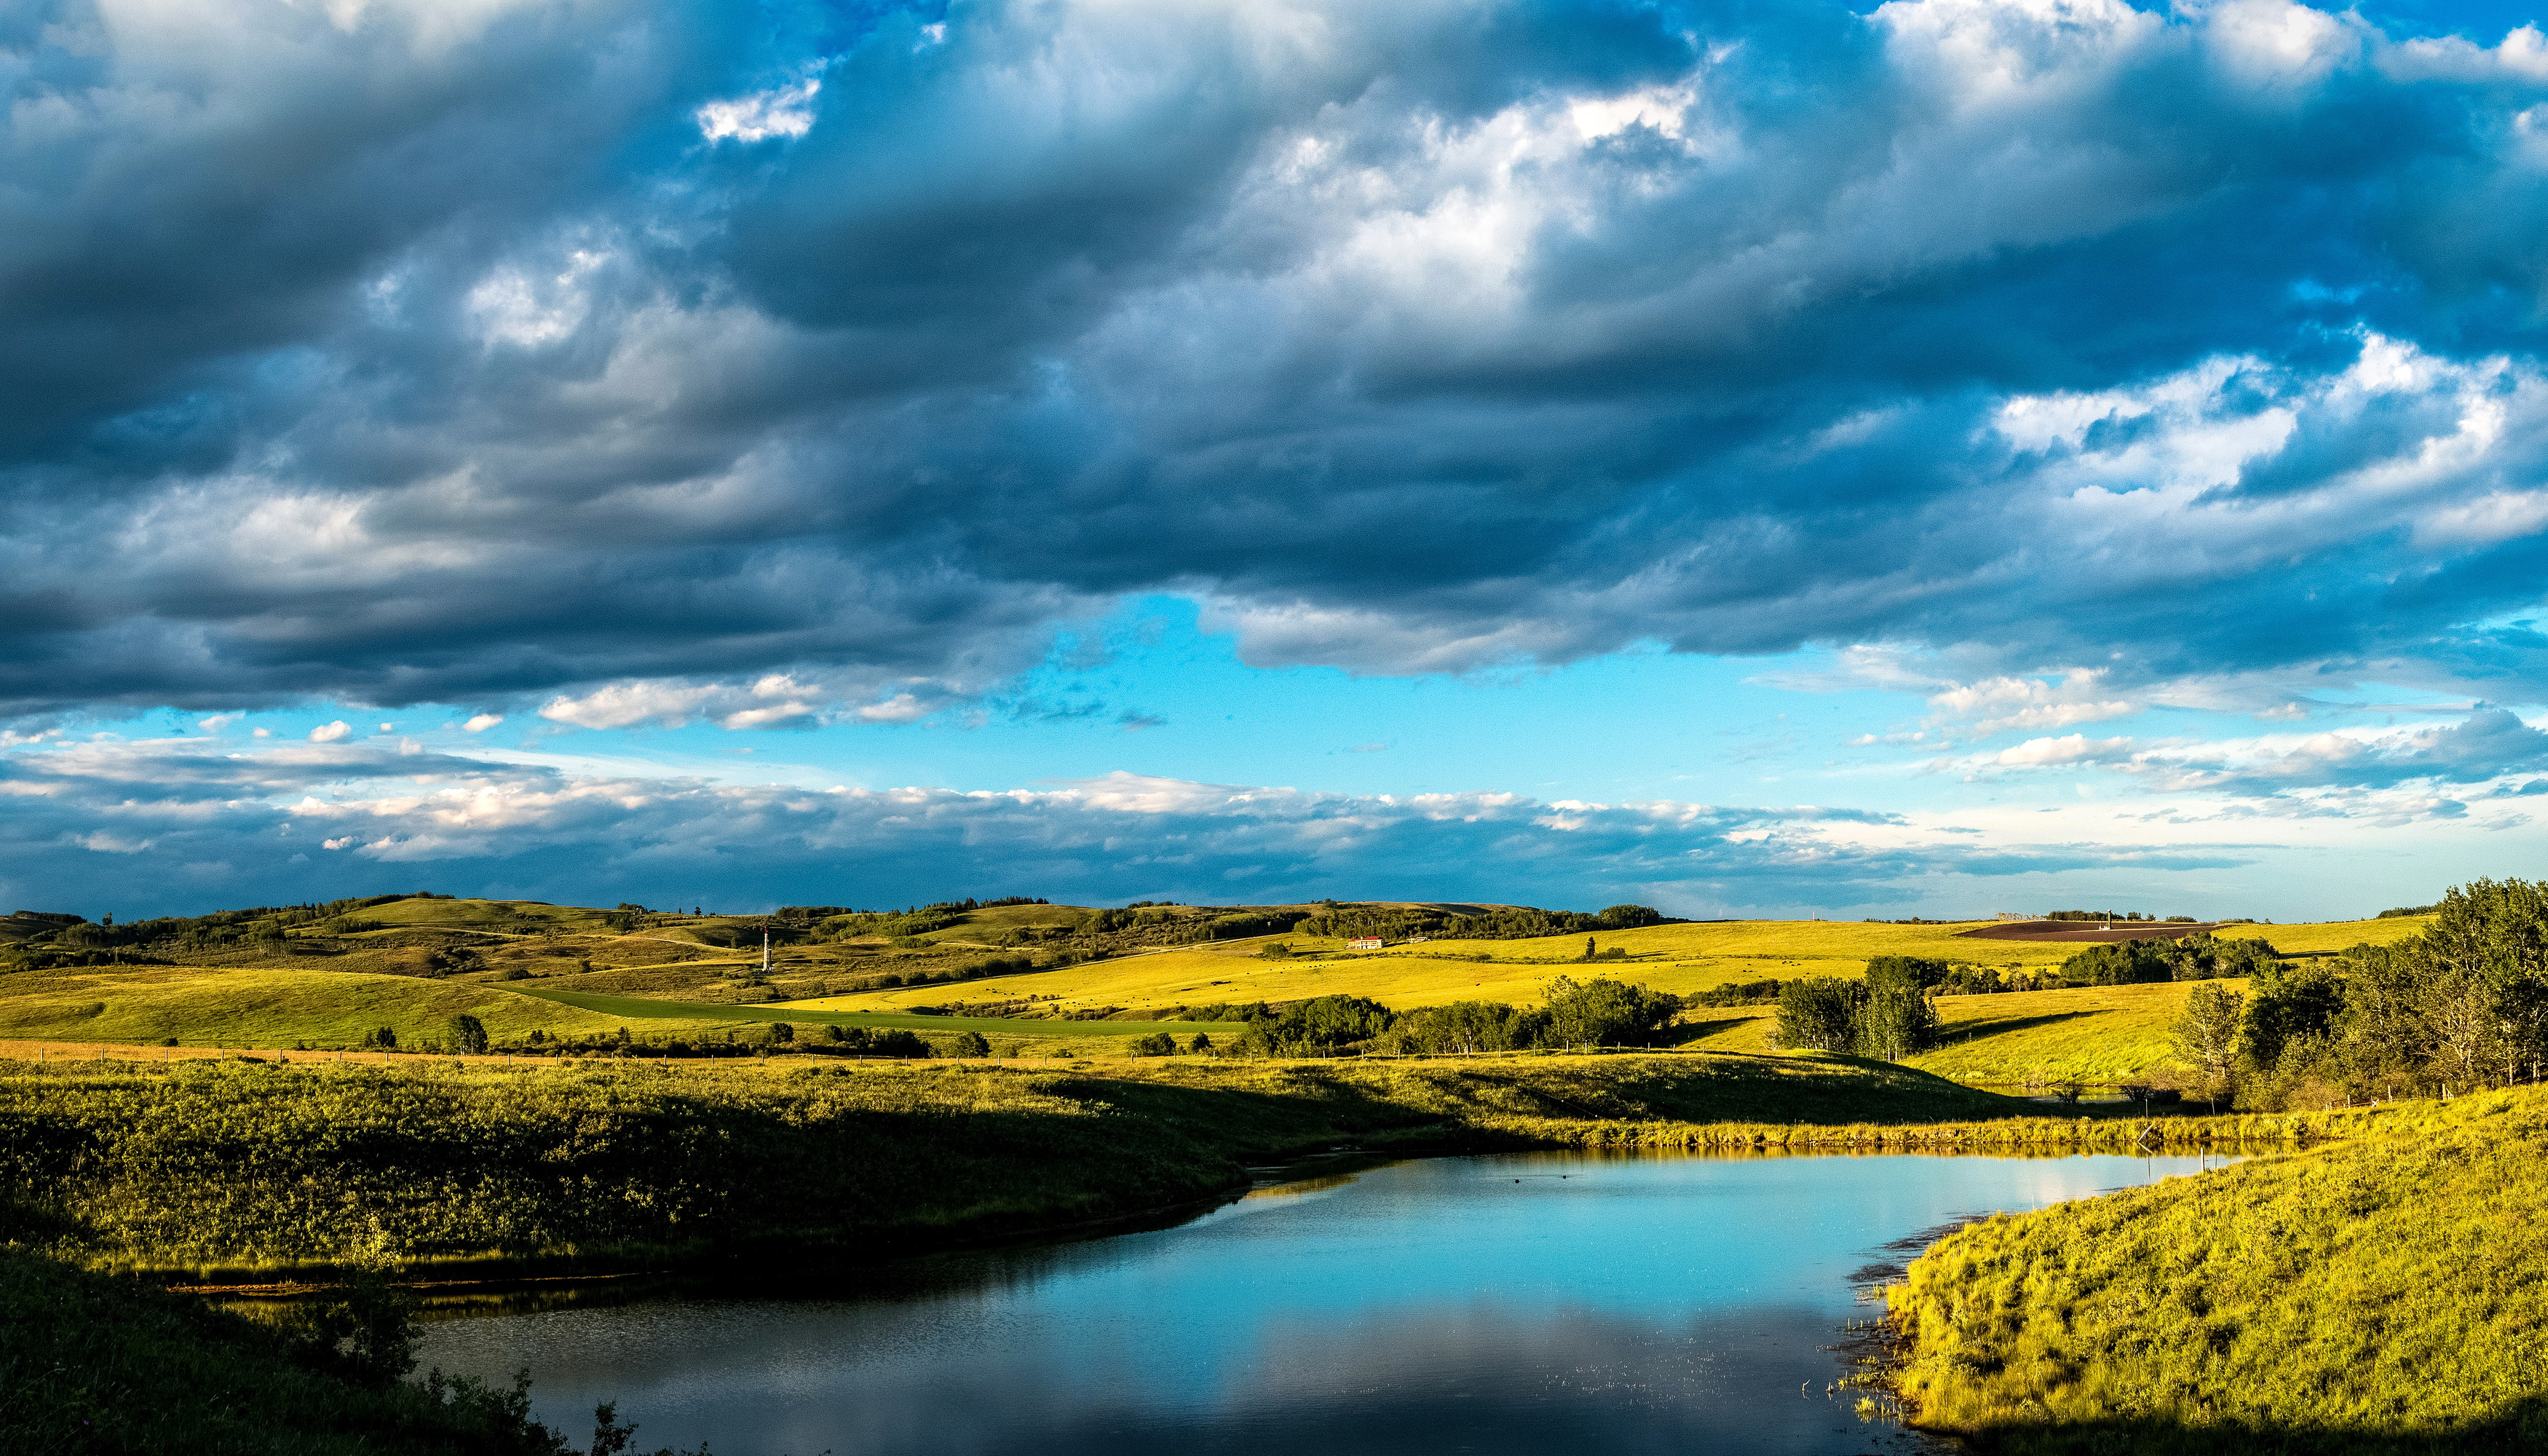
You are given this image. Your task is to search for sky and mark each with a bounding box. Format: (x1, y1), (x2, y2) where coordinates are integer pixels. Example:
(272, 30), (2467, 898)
(9, 0), (2548, 922)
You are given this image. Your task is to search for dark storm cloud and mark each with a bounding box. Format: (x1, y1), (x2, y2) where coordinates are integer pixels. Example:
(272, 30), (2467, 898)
(12, 0), (2548, 719)
(0, 737), (2217, 915)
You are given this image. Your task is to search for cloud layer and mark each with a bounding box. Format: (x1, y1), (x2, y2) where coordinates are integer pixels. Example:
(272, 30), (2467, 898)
(11, 0), (2548, 725)
(0, 735), (2259, 915)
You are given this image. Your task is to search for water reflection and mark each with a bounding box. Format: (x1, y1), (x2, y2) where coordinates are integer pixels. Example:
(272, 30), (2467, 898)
(413, 1149), (2231, 1455)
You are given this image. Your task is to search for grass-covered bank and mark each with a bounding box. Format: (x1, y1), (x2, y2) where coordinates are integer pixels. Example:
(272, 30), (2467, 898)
(1885, 1085), (2548, 1453)
(0, 1050), (2296, 1286)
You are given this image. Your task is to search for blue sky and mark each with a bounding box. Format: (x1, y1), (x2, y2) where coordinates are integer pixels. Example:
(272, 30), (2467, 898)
(8, 0), (2548, 920)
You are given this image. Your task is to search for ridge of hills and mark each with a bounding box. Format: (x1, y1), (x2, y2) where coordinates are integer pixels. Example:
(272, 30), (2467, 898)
(0, 892), (2432, 1084)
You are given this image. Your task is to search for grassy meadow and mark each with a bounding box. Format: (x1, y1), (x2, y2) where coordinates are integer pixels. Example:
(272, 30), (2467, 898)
(798, 914), (2429, 1021)
(0, 899), (2436, 1084)
(1887, 1085), (2548, 1452)
(1672, 979), (2237, 1086)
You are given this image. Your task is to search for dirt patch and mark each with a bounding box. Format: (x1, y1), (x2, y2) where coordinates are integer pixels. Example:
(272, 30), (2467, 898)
(1958, 921), (2227, 943)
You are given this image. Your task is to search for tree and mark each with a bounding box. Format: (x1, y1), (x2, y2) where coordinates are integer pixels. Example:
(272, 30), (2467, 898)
(2417, 877), (2548, 1084)
(445, 1014), (488, 1056)
(1864, 957), (1950, 994)
(1189, 1032), (1214, 1055)
(2062, 941), (2169, 986)
(1775, 978), (1866, 1053)
(869, 1029), (928, 1058)
(948, 1030), (991, 1058)
(1129, 1031), (1175, 1056)
(2239, 962), (2344, 1069)
(1242, 994), (1395, 1056)
(768, 1021), (794, 1043)
(1540, 977), (1679, 1048)
(1857, 989), (1939, 1061)
(2172, 982), (2245, 1110)
(1379, 999), (1547, 1054)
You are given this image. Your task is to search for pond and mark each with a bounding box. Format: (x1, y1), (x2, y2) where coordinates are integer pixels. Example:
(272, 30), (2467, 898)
(412, 1149), (2233, 1455)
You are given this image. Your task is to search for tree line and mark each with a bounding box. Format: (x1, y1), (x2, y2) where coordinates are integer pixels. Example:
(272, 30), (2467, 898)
(2172, 878), (2548, 1110)
(1291, 903), (1669, 943)
(1136, 976), (1687, 1057)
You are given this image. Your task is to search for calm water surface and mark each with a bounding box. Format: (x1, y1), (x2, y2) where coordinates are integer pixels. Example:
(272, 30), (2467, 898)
(414, 1150), (2231, 1455)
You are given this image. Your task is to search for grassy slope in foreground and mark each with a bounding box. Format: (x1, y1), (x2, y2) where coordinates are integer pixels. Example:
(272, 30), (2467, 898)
(0, 1050), (2297, 1284)
(1888, 1086), (2548, 1453)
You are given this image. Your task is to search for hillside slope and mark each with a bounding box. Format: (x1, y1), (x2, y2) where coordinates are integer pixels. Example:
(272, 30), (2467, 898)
(1888, 1087), (2548, 1452)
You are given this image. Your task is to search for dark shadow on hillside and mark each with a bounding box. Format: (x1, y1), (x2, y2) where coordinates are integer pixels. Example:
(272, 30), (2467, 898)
(1934, 1010), (2097, 1040)
(1658, 1015), (1762, 1045)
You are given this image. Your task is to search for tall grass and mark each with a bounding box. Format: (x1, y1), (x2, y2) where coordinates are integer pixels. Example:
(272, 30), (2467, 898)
(1886, 1085), (2548, 1452)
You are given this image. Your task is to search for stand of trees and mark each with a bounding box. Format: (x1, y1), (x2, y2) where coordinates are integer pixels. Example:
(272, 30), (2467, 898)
(1292, 903), (1670, 943)
(2199, 879), (2548, 1110)
(2055, 932), (2281, 986)
(1771, 976), (1940, 1061)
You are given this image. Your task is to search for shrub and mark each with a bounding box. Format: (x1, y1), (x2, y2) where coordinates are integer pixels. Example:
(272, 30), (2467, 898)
(946, 1031), (991, 1058)
(1129, 1032), (1176, 1057)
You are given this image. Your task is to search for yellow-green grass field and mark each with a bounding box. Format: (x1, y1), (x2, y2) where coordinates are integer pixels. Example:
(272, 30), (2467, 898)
(0, 965), (626, 1048)
(1887, 1085), (2548, 1452)
(0, 910), (2432, 1077)
(0, 963), (1223, 1055)
(790, 915), (2427, 1020)
(1676, 979), (2242, 1086)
